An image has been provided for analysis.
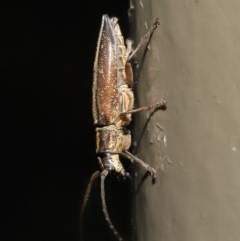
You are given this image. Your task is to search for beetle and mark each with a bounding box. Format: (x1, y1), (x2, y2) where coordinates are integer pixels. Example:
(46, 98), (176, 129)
(80, 15), (166, 241)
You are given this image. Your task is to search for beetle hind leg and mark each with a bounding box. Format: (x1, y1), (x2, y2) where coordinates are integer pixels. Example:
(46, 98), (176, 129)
(128, 18), (160, 61)
(120, 99), (167, 117)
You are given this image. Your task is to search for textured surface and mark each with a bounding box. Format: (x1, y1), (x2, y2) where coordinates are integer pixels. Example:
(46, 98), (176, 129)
(133, 0), (240, 240)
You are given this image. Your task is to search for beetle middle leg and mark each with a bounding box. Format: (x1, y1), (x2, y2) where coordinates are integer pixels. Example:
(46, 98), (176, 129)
(120, 99), (167, 117)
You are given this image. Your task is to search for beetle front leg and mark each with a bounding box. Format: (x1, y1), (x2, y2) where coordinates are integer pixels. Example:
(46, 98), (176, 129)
(120, 150), (156, 183)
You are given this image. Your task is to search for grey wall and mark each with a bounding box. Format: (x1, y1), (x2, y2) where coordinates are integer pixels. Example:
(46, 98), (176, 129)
(132, 0), (240, 241)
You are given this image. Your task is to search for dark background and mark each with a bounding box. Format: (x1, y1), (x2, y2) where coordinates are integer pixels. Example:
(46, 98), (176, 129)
(1, 1), (133, 240)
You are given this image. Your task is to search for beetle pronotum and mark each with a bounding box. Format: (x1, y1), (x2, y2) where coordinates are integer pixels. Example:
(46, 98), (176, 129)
(80, 15), (166, 241)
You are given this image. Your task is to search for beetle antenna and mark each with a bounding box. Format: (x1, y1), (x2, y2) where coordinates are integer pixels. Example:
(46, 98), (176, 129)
(80, 170), (100, 240)
(101, 170), (124, 241)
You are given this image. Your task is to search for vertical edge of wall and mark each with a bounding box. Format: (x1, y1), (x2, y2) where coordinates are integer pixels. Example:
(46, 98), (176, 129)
(132, 0), (240, 241)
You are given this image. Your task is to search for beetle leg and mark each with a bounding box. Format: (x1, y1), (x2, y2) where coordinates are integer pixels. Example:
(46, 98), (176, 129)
(100, 170), (124, 241)
(120, 99), (167, 116)
(121, 150), (156, 183)
(128, 18), (160, 61)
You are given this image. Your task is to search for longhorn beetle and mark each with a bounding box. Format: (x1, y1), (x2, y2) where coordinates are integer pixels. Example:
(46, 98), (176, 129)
(80, 15), (167, 241)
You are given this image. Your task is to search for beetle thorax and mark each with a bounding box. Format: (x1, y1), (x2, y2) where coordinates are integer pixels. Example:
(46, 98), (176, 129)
(98, 153), (126, 176)
(96, 125), (131, 153)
